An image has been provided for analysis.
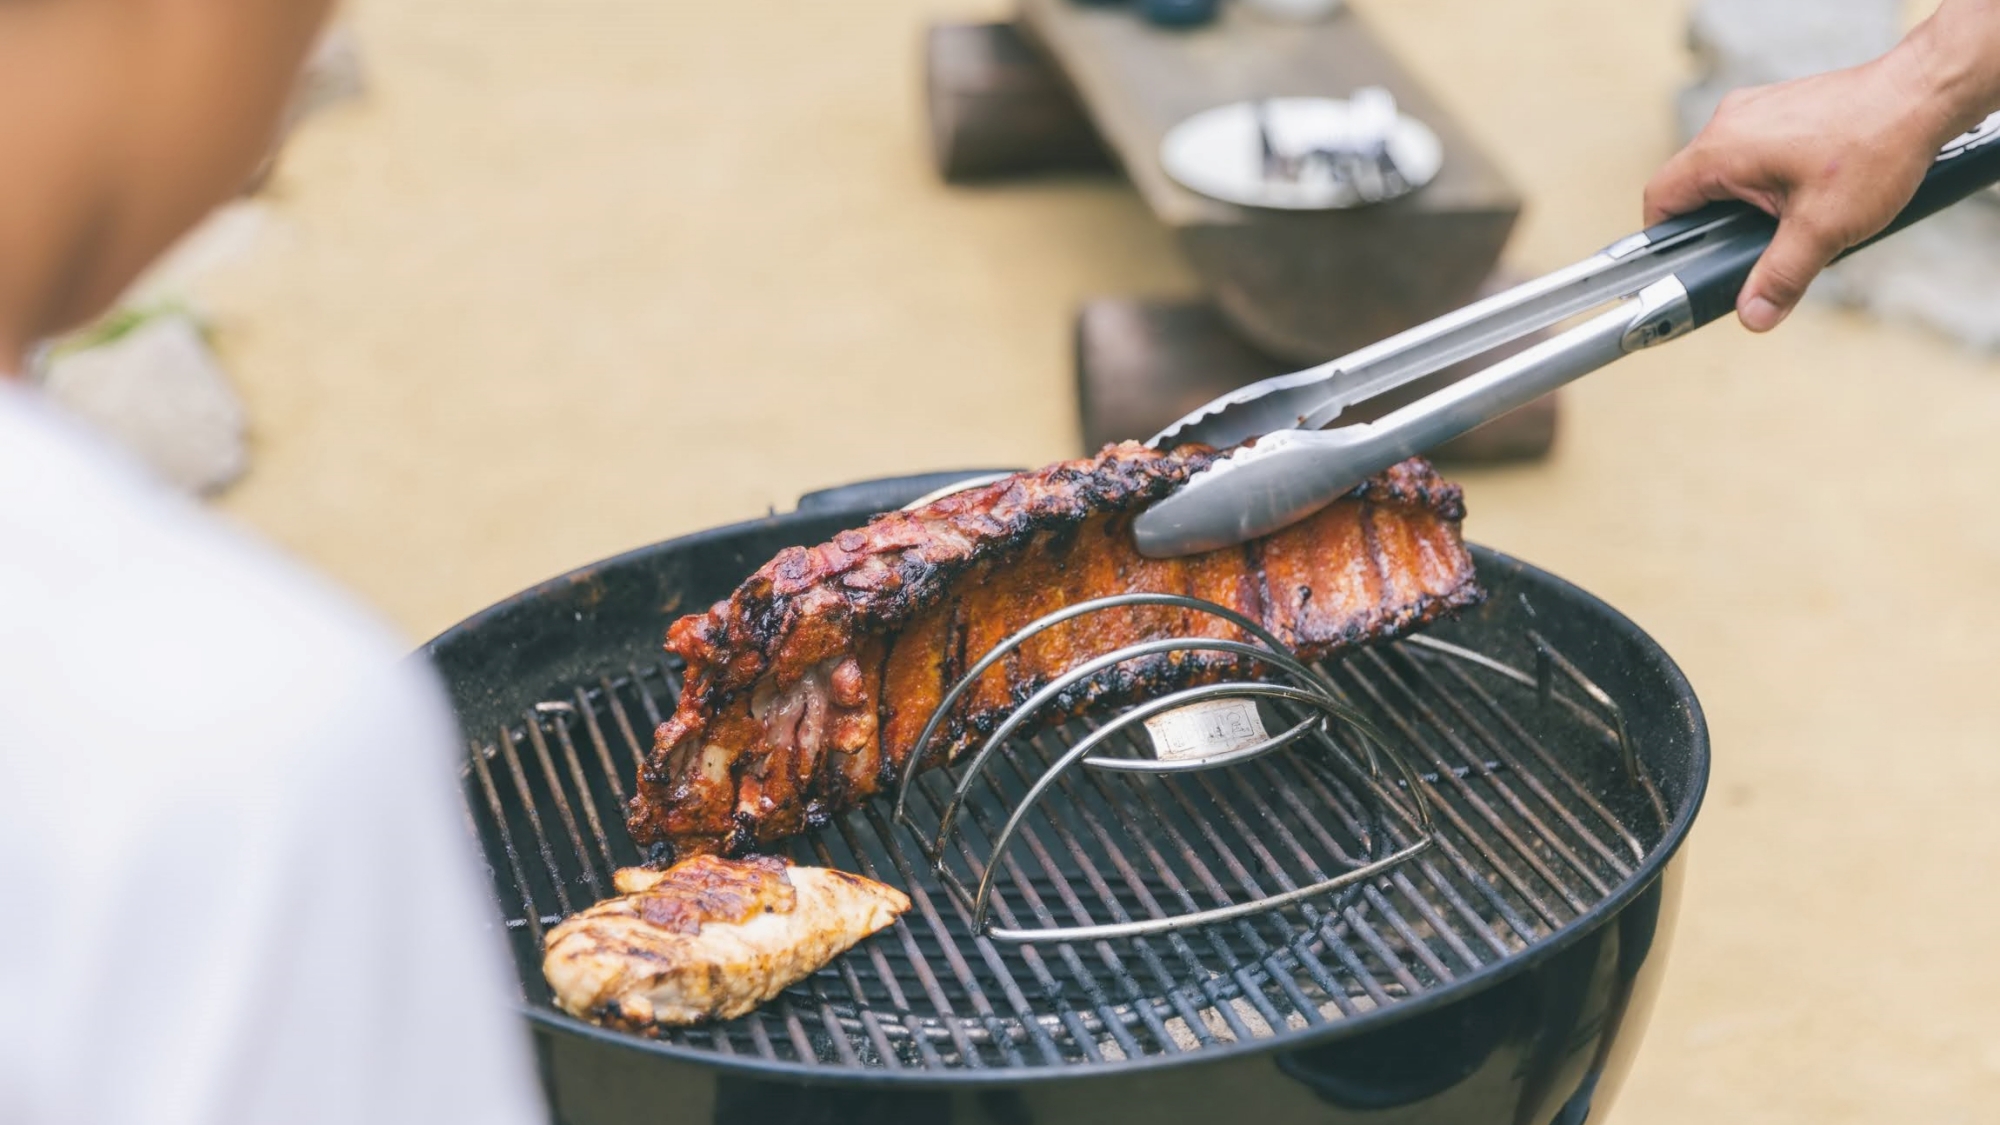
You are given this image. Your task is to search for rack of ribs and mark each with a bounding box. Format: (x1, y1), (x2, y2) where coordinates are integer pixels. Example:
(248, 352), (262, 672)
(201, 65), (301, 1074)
(626, 442), (1483, 865)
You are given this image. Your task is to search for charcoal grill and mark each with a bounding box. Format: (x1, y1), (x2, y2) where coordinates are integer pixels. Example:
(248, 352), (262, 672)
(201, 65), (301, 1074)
(426, 470), (1707, 1125)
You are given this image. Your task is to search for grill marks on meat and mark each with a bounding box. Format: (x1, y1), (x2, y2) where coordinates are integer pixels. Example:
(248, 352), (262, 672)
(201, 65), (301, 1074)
(627, 442), (1482, 864)
(624, 853), (797, 934)
(542, 856), (910, 1029)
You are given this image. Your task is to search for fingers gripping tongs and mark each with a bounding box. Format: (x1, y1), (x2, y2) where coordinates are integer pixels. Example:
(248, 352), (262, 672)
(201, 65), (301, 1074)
(1133, 109), (2000, 559)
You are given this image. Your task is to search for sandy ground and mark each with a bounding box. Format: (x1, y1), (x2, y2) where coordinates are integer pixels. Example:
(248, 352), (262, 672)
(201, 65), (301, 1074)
(185, 0), (2000, 1120)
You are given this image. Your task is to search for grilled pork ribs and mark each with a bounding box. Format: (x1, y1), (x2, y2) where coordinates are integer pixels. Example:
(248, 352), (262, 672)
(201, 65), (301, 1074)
(626, 442), (1482, 865)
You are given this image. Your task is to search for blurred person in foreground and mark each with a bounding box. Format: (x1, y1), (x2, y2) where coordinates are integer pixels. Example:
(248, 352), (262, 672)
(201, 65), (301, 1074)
(1647, 0), (2000, 333)
(0, 3), (542, 1123)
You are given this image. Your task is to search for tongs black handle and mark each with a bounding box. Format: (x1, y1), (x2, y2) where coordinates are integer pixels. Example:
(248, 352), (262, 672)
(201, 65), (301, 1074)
(1131, 113), (2000, 559)
(1659, 119), (2000, 329)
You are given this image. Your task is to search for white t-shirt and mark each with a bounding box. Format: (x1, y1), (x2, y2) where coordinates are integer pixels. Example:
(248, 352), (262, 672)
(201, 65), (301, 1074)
(0, 381), (545, 1124)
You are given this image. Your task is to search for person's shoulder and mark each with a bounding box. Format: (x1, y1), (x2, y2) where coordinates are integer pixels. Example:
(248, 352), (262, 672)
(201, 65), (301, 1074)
(0, 387), (426, 776)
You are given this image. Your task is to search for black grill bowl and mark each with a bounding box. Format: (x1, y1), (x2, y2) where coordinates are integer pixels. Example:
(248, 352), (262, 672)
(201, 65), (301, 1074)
(425, 472), (1708, 1125)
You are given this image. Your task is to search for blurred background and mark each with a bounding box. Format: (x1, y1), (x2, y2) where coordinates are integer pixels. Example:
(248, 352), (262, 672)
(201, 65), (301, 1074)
(54, 0), (2000, 1120)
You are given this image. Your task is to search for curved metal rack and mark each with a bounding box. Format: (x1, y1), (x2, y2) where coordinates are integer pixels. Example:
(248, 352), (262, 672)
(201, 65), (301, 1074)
(890, 592), (1438, 943)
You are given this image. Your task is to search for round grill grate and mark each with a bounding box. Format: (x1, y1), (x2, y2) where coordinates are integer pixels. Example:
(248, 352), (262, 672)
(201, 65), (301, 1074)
(461, 628), (1666, 1073)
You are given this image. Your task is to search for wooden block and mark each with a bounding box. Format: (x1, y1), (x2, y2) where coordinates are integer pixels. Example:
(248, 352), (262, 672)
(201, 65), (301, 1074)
(1074, 293), (1556, 463)
(1020, 0), (1521, 362)
(925, 22), (1115, 182)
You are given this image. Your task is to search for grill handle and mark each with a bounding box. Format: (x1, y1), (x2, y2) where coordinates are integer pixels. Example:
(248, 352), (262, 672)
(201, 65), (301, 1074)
(795, 469), (1023, 516)
(1666, 110), (2000, 329)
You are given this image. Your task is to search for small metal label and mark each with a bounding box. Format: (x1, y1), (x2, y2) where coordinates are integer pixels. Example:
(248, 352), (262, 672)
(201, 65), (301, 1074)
(1144, 699), (1270, 763)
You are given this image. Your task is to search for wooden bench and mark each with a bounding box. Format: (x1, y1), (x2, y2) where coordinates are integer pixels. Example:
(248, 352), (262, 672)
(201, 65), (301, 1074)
(926, 4), (1556, 459)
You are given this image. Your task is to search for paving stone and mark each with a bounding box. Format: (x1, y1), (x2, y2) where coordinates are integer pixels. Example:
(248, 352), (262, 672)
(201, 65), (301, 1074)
(39, 312), (248, 495)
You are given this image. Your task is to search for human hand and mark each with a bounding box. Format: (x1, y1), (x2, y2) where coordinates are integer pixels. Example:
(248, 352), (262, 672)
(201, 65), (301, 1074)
(1644, 49), (1969, 332)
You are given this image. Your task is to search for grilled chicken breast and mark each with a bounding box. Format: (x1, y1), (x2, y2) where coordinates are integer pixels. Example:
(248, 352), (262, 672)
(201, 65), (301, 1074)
(542, 855), (909, 1029)
(628, 442), (1482, 864)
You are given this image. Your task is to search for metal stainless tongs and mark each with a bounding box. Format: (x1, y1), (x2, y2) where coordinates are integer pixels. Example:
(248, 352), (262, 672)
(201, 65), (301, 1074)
(1132, 110), (2000, 559)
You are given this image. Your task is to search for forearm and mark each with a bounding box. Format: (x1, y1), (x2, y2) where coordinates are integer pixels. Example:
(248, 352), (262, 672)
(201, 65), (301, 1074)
(1902, 0), (2000, 142)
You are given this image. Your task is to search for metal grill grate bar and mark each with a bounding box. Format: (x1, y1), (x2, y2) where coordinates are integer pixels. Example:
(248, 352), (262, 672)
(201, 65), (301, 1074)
(1331, 665), (1581, 931)
(523, 718), (608, 900)
(899, 784), (1124, 1061)
(1184, 756), (1417, 1003)
(1248, 756), (1459, 983)
(1293, 725), (1548, 950)
(576, 682), (631, 805)
(1123, 759), (1358, 1024)
(1356, 651), (1622, 898)
(468, 739), (551, 949)
(937, 761), (1192, 1057)
(998, 740), (1234, 1047)
(1048, 740), (1340, 1032)
(804, 835), (922, 1069)
(462, 629), (1666, 1073)
(833, 817), (995, 1068)
(932, 774), (1164, 1058)
(1029, 743), (1292, 1036)
(862, 806), (1070, 1066)
(1420, 655), (1646, 864)
(1204, 765), (1425, 1000)
(1274, 752), (1504, 969)
(494, 726), (575, 916)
